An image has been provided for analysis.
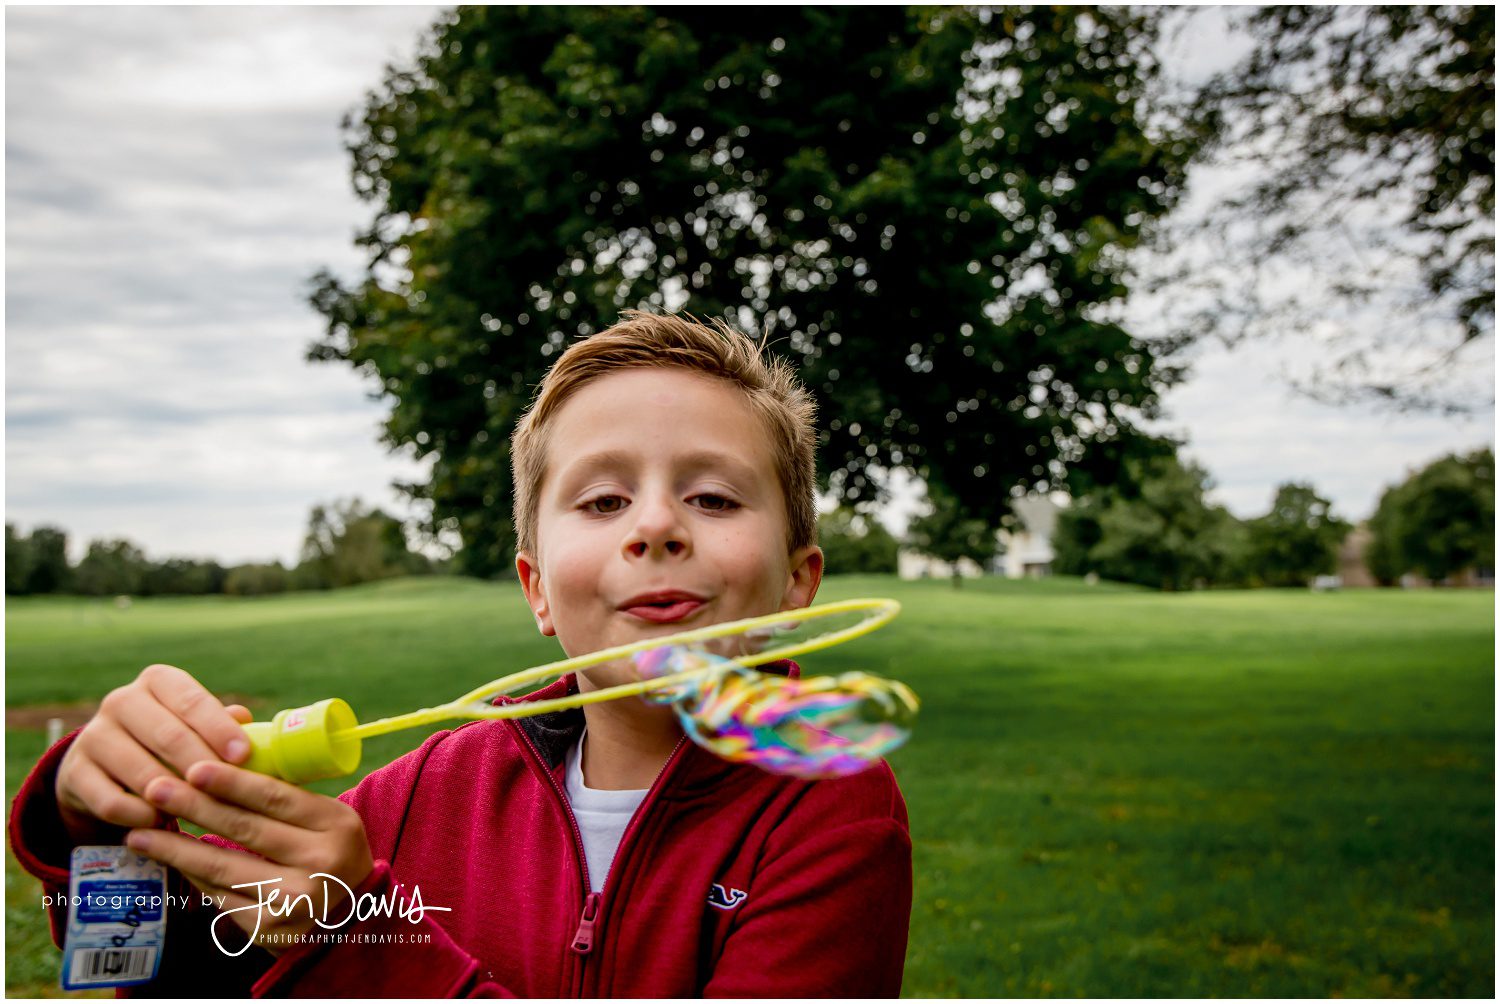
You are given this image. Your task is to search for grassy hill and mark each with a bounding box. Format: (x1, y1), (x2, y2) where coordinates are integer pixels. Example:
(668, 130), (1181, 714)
(6, 575), (1493, 996)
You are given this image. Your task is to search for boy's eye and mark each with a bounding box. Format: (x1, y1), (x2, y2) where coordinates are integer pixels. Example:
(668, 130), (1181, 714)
(694, 494), (738, 512)
(585, 495), (626, 515)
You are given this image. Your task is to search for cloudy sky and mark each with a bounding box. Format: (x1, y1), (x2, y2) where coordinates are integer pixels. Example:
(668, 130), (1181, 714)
(6, 7), (1494, 567)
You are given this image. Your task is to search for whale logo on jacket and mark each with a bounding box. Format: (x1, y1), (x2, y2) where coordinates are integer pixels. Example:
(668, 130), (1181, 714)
(707, 883), (747, 910)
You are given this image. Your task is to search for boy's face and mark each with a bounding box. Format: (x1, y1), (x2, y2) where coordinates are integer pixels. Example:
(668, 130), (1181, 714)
(516, 367), (822, 689)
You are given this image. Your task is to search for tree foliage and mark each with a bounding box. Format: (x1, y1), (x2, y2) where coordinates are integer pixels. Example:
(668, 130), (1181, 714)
(1154, 5), (1495, 412)
(1362, 505), (1406, 587)
(73, 540), (149, 597)
(1367, 448), (1494, 583)
(11, 525), (72, 595)
(296, 498), (433, 589)
(310, 6), (1194, 576)
(1244, 482), (1351, 587)
(817, 507), (899, 576)
(6, 524), (33, 594)
(140, 559), (228, 597)
(224, 562), (292, 597)
(905, 483), (1001, 586)
(1052, 454), (1244, 590)
(4, 504), (434, 598)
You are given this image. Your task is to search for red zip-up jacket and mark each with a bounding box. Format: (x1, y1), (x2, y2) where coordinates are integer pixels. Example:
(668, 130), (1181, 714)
(9, 666), (913, 997)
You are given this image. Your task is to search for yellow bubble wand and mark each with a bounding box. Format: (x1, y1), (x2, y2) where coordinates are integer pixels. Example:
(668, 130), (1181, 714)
(241, 597), (912, 784)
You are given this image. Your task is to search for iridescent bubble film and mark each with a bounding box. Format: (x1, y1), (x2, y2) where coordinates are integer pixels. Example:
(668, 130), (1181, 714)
(632, 644), (918, 779)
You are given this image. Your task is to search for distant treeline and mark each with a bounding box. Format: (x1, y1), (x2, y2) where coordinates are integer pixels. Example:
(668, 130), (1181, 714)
(5, 500), (447, 597)
(814, 448), (1497, 592)
(1052, 448), (1495, 591)
(5, 502), (897, 596)
(9, 449), (1491, 598)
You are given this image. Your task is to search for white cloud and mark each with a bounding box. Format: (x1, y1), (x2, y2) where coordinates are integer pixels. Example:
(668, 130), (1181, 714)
(6, 7), (441, 565)
(1153, 339), (1494, 522)
(5, 5), (1493, 571)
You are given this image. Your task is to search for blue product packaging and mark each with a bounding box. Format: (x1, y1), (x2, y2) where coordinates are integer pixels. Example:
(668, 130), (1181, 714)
(61, 845), (166, 990)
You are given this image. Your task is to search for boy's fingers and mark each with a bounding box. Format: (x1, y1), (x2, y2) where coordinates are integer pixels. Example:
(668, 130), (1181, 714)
(61, 756), (157, 829)
(111, 687), (223, 778)
(141, 665), (251, 764)
(86, 719), (188, 803)
(224, 704), (254, 725)
(141, 774), (303, 862)
(183, 761), (336, 831)
(125, 827), (279, 901)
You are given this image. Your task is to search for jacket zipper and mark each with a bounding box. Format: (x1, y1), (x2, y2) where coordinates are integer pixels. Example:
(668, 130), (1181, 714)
(571, 891), (601, 952)
(510, 718), (598, 998)
(510, 703), (692, 996)
(577, 734), (691, 994)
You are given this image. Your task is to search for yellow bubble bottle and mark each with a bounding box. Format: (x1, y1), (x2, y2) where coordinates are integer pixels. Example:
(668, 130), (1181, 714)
(240, 698), (362, 784)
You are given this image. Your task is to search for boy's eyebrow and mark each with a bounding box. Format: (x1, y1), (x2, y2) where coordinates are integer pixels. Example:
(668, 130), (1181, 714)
(557, 449), (763, 489)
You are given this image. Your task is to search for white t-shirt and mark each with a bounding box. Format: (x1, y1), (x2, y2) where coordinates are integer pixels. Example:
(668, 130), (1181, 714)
(564, 729), (649, 894)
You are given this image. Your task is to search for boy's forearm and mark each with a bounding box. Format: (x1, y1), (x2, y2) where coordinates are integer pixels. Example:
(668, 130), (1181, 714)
(10, 729), (132, 947)
(12, 729), (146, 873)
(13, 721), (510, 996)
(10, 729), (93, 884)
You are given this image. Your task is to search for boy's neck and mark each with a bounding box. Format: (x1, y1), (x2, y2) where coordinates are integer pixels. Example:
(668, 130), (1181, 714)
(579, 701), (683, 790)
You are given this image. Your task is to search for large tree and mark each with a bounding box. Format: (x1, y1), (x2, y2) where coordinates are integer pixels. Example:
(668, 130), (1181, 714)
(295, 499), (432, 589)
(1150, 6), (1494, 412)
(1052, 454), (1246, 591)
(817, 507), (900, 576)
(1244, 482), (1351, 587)
(311, 6), (1193, 577)
(21, 525), (71, 595)
(1367, 448), (1495, 583)
(6, 524), (33, 595)
(72, 539), (149, 597)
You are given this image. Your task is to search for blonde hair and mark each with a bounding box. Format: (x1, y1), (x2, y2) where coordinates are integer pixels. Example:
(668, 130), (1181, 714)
(510, 311), (819, 558)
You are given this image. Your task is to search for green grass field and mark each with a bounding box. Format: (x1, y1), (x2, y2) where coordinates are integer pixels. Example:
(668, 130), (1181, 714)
(5, 575), (1494, 996)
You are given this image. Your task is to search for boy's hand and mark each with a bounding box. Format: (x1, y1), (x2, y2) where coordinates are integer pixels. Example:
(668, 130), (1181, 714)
(124, 760), (375, 956)
(55, 664), (253, 841)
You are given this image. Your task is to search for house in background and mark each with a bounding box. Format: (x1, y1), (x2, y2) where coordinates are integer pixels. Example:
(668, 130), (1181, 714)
(1338, 521), (1494, 589)
(998, 495), (1062, 579)
(895, 550), (988, 581)
(897, 494), (1064, 581)
(1337, 522), (1377, 587)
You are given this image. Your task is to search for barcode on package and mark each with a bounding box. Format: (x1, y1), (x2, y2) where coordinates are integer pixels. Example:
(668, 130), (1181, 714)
(69, 947), (157, 985)
(63, 846), (166, 991)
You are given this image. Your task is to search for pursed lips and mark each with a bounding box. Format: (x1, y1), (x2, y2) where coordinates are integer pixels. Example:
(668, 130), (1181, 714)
(619, 598), (706, 624)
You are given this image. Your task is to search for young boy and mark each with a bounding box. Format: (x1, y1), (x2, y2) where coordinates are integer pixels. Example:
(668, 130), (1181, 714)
(9, 312), (913, 996)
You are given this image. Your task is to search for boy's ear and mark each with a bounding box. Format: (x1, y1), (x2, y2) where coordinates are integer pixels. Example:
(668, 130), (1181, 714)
(515, 551), (556, 637)
(781, 544), (824, 611)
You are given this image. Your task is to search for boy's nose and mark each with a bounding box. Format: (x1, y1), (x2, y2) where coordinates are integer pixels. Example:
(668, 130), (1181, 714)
(627, 537), (685, 558)
(623, 497), (690, 559)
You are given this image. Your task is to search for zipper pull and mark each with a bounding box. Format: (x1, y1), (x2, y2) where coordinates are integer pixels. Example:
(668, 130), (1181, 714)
(571, 892), (601, 954)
